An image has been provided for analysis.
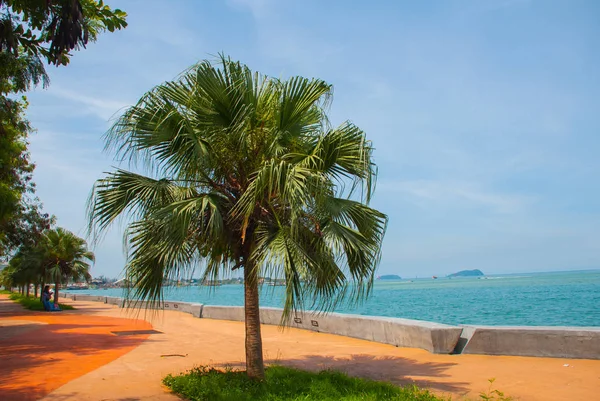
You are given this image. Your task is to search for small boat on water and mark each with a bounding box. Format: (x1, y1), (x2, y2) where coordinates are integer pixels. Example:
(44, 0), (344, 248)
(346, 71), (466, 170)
(432, 276), (438, 279)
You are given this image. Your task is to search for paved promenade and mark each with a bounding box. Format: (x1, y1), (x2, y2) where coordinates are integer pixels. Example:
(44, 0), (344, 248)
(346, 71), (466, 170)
(1, 294), (599, 400)
(0, 295), (152, 400)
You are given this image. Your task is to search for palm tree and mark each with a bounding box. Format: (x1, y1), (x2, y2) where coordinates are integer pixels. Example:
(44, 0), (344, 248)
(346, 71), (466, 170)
(88, 56), (387, 379)
(7, 252), (33, 296)
(9, 245), (48, 297)
(41, 228), (94, 304)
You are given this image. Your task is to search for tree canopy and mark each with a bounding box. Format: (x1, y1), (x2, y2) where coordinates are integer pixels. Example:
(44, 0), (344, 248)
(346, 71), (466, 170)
(0, 97), (36, 256)
(0, 227), (93, 303)
(1, 0), (127, 67)
(42, 227), (94, 302)
(0, 0), (126, 258)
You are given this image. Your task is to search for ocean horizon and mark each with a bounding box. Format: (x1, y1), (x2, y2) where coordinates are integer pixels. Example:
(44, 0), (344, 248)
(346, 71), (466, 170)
(69, 269), (600, 327)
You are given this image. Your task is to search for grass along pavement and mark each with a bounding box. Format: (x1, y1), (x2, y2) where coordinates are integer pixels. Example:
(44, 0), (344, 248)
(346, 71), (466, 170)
(163, 365), (446, 401)
(8, 292), (75, 310)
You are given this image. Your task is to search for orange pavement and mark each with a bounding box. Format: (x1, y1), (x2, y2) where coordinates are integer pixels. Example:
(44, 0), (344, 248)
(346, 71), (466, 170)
(41, 298), (600, 401)
(2, 295), (600, 401)
(0, 296), (152, 401)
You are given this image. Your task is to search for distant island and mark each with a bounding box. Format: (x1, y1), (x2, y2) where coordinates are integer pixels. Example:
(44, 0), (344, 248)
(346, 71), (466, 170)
(448, 269), (484, 277)
(378, 274), (402, 280)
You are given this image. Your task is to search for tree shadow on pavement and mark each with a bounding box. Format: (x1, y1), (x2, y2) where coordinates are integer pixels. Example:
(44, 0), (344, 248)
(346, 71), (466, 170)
(214, 353), (469, 395)
(266, 353), (470, 395)
(0, 320), (152, 401)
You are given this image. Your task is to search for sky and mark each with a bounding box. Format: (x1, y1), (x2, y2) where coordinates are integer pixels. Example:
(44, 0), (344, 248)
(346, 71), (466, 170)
(24, 0), (599, 279)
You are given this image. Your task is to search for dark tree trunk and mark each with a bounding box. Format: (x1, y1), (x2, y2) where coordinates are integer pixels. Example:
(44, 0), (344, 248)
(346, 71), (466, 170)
(40, 280), (45, 301)
(244, 260), (265, 379)
(54, 282), (59, 304)
(26, 282), (30, 297)
(34, 284), (39, 298)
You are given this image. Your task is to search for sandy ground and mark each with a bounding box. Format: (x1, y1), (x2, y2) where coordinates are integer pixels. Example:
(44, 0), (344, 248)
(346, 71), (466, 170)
(1, 295), (599, 400)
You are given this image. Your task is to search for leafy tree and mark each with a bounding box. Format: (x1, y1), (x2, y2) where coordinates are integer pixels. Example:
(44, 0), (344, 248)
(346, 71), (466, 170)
(1, 0), (127, 67)
(0, 97), (35, 255)
(0, 52), (48, 94)
(0, 1), (126, 256)
(0, 96), (54, 260)
(4, 244), (41, 295)
(0, 263), (17, 290)
(41, 227), (94, 303)
(1, 0), (127, 97)
(2, 228), (91, 301)
(2, 196), (54, 254)
(88, 57), (387, 379)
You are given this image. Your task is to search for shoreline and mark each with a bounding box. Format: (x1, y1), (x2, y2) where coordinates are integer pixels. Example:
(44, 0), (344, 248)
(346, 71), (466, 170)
(61, 292), (600, 360)
(64, 269), (600, 327)
(64, 288), (600, 329)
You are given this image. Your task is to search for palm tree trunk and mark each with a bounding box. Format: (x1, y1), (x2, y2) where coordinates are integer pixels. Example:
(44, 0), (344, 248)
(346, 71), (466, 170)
(244, 260), (265, 379)
(54, 281), (59, 304)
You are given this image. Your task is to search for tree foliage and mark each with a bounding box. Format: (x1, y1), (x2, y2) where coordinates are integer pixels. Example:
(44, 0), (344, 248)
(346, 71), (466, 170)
(42, 227), (94, 302)
(1, 196), (54, 256)
(0, 96), (54, 258)
(0, 96), (35, 254)
(0, 1), (126, 257)
(1, 227), (93, 304)
(0, 0), (127, 67)
(89, 56), (387, 378)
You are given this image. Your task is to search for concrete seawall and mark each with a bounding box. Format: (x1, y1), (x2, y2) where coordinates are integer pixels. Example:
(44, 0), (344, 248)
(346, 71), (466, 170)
(202, 305), (462, 354)
(60, 293), (600, 359)
(460, 326), (600, 359)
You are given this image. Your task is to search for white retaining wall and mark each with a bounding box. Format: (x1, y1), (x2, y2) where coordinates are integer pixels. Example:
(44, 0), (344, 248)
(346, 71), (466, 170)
(186, 305), (462, 354)
(461, 326), (600, 359)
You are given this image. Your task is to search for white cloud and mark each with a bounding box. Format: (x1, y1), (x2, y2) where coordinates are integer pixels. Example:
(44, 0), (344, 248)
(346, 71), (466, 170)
(380, 179), (535, 214)
(48, 87), (130, 121)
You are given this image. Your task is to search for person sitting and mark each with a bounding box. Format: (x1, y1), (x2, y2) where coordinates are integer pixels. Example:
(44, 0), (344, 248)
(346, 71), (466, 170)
(42, 286), (61, 311)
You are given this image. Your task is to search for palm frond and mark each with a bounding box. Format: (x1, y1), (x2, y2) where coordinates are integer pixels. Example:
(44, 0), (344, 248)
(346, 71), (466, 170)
(87, 169), (194, 239)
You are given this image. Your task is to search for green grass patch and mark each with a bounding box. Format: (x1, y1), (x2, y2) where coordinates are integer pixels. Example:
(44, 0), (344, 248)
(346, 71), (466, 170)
(8, 293), (75, 311)
(163, 365), (446, 401)
(0, 289), (12, 295)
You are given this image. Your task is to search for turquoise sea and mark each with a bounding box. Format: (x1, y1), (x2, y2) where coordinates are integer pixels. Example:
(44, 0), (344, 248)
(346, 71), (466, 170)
(70, 270), (600, 327)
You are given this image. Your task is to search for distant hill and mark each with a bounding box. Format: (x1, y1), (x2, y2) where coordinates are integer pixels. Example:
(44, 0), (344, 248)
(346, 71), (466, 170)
(378, 274), (402, 280)
(448, 269), (484, 277)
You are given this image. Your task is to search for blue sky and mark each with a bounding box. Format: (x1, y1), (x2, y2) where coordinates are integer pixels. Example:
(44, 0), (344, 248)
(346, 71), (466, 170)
(25, 0), (599, 278)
